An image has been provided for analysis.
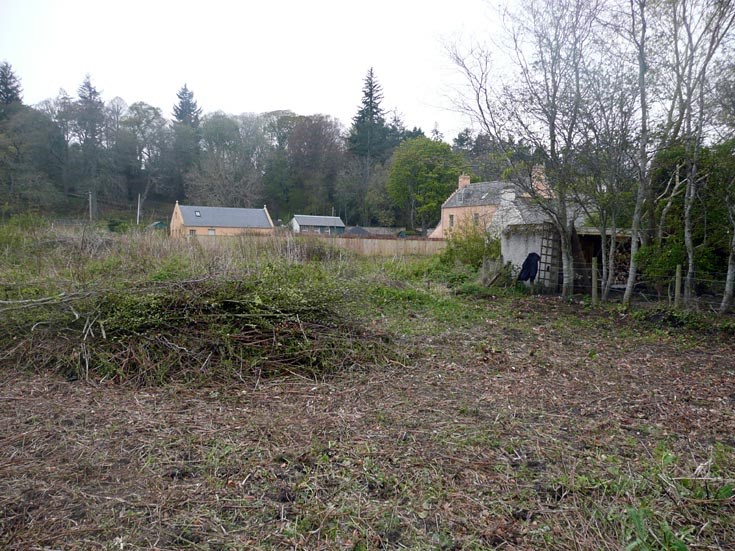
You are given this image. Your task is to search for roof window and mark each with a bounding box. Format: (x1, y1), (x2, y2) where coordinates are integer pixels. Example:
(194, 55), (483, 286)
(195, 210), (201, 217)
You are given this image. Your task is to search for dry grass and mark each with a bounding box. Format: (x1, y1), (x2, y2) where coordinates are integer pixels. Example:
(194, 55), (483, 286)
(1, 226), (734, 549)
(1, 291), (734, 550)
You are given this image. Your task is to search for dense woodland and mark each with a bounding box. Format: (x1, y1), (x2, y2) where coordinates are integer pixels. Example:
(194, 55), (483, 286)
(0, 65), (474, 230)
(2, 0), (735, 310)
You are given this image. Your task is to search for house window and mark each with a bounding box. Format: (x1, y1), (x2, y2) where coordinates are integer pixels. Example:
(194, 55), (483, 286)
(208, 228), (216, 235)
(195, 210), (201, 217)
(474, 213), (480, 225)
(449, 214), (454, 227)
(189, 229), (196, 236)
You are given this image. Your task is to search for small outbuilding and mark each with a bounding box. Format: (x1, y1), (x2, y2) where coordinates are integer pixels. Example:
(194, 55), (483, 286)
(289, 215), (345, 235)
(344, 226), (371, 237)
(170, 202), (274, 237)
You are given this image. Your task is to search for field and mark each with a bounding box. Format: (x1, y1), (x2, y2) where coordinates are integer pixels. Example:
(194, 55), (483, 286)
(1, 224), (734, 550)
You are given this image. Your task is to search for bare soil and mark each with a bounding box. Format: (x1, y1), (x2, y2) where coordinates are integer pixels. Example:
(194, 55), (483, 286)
(1, 296), (734, 550)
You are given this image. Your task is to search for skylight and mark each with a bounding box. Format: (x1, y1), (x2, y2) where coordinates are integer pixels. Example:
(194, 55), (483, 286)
(195, 210), (201, 217)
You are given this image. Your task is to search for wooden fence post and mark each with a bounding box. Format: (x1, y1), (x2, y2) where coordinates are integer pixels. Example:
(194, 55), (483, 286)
(591, 257), (598, 306)
(675, 264), (682, 309)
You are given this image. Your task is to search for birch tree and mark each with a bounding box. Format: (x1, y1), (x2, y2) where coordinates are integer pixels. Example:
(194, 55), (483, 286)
(576, 53), (638, 301)
(671, 0), (735, 301)
(622, 0), (734, 307)
(452, 0), (601, 298)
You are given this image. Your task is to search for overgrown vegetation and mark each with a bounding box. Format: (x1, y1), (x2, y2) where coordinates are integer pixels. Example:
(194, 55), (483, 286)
(0, 226), (392, 384)
(1, 226), (734, 549)
(441, 220), (500, 270)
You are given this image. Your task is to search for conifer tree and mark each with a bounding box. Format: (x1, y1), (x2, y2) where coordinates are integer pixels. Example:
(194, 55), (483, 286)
(348, 68), (390, 163)
(171, 84), (202, 198)
(172, 84), (202, 128)
(0, 62), (23, 120)
(0, 62), (22, 105)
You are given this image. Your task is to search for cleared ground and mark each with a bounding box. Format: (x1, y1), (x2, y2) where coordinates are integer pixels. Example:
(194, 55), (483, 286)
(1, 292), (734, 550)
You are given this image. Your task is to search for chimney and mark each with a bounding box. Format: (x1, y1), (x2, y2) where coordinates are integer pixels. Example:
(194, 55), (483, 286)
(531, 165), (551, 198)
(458, 174), (471, 189)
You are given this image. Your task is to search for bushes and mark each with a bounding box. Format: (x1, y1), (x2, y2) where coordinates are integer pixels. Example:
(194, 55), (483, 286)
(441, 221), (500, 270)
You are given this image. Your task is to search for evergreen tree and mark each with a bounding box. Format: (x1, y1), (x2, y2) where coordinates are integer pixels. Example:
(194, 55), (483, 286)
(172, 84), (202, 128)
(0, 62), (23, 120)
(347, 68), (390, 162)
(0, 62), (22, 105)
(75, 76), (105, 168)
(73, 75), (106, 211)
(171, 84), (202, 198)
(75, 75), (105, 149)
(347, 68), (396, 221)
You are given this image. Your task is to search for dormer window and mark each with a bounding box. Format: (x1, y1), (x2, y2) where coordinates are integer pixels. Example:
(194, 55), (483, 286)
(195, 210), (201, 217)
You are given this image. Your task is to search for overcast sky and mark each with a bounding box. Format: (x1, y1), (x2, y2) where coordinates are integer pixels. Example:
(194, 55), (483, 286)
(1, 0), (500, 140)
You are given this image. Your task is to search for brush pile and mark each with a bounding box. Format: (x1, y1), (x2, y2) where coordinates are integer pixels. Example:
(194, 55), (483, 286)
(0, 268), (392, 384)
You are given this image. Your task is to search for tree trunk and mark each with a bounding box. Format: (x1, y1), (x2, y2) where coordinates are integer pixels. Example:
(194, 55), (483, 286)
(624, 183), (645, 308)
(603, 217), (618, 302)
(559, 225), (575, 300)
(683, 166), (696, 302)
(624, 1), (648, 309)
(721, 208), (735, 314)
(600, 214), (609, 301)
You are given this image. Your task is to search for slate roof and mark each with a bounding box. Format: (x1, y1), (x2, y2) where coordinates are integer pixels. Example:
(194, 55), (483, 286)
(511, 196), (549, 225)
(292, 215), (345, 228)
(179, 205), (272, 228)
(344, 226), (370, 236)
(442, 181), (516, 208)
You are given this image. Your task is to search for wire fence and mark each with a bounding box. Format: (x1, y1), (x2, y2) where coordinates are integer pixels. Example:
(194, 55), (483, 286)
(533, 253), (732, 313)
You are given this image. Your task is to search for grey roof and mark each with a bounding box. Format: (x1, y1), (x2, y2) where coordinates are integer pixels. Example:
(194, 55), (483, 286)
(512, 197), (549, 225)
(344, 226), (370, 236)
(179, 205), (272, 228)
(443, 181), (516, 208)
(292, 215), (345, 228)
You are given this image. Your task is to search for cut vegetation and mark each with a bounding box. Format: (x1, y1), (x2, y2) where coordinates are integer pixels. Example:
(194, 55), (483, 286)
(1, 227), (734, 550)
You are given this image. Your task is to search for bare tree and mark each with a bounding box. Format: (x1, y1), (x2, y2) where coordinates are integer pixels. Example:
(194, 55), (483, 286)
(452, 0), (601, 298)
(186, 112), (266, 207)
(670, 0), (735, 301)
(622, 0), (734, 307)
(575, 48), (638, 301)
(622, 0), (653, 307)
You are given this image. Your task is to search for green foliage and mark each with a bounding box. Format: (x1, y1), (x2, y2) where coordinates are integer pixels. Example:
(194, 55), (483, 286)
(643, 143), (734, 289)
(172, 84), (202, 128)
(625, 507), (690, 551)
(0, 214), (48, 266)
(378, 254), (476, 289)
(0, 61), (23, 112)
(441, 220), (499, 269)
(387, 137), (464, 229)
(452, 129), (534, 182)
(631, 306), (735, 335)
(1, 262), (395, 383)
(347, 68), (391, 162)
(150, 255), (190, 281)
(1, 212), (48, 232)
(453, 280), (525, 299)
(107, 218), (131, 233)
(637, 242), (685, 283)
